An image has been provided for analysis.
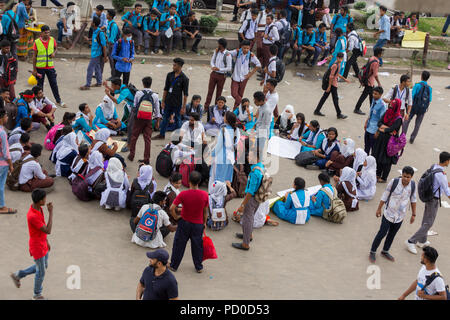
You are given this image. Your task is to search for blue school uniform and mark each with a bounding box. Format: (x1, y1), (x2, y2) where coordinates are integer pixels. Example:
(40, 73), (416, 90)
(272, 189), (311, 224)
(159, 13), (181, 31)
(93, 106), (126, 130)
(73, 117), (94, 144)
(210, 124), (236, 183)
(14, 98), (31, 129)
(329, 35), (347, 76)
(309, 184), (333, 217)
(331, 13), (353, 33)
(153, 0), (170, 13)
(122, 11), (143, 28)
(314, 139), (340, 169)
(300, 130), (326, 152)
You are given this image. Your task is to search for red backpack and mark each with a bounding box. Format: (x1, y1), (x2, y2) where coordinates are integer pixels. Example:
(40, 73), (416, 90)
(179, 156), (196, 188)
(71, 167), (102, 201)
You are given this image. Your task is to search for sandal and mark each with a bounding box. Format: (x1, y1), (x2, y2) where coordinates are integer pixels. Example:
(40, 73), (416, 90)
(266, 220), (279, 226)
(0, 208), (17, 214)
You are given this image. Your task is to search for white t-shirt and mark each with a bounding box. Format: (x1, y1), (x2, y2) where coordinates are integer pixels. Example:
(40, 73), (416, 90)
(415, 266), (446, 300)
(383, 85), (413, 111)
(265, 90), (279, 115)
(131, 204), (171, 249)
(180, 121), (205, 147)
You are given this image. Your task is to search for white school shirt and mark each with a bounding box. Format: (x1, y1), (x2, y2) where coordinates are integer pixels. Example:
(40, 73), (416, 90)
(180, 121), (205, 146)
(133, 89), (161, 118)
(290, 124), (308, 140)
(256, 10), (267, 32)
(415, 266), (446, 300)
(239, 8), (253, 23)
(29, 97), (57, 113)
(230, 49), (261, 82)
(264, 56), (277, 84)
(8, 127), (25, 146)
(9, 142), (24, 163)
(239, 19), (258, 40)
(432, 164), (450, 198)
(265, 90), (279, 115)
(19, 155), (47, 185)
(347, 31), (359, 51)
(380, 179), (417, 223)
(131, 204), (171, 249)
(210, 49), (233, 74)
(383, 85), (413, 111)
(262, 23), (279, 45)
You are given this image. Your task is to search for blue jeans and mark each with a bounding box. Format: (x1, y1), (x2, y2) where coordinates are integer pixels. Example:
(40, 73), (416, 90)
(159, 105), (182, 137)
(0, 165), (8, 207)
(56, 21), (64, 43)
(442, 15), (450, 33)
(85, 56), (103, 87)
(374, 38), (388, 49)
(17, 253), (49, 296)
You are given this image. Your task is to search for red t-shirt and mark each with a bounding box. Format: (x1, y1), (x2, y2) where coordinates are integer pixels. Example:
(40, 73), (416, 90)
(27, 205), (48, 260)
(173, 189), (209, 224)
(33, 37), (57, 70)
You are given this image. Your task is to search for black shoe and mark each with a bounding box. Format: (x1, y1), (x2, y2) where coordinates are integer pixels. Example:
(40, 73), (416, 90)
(286, 59), (294, 66)
(192, 47), (198, 54)
(353, 109), (366, 115)
(314, 111), (325, 116)
(121, 137), (128, 142)
(409, 138), (414, 144)
(231, 16), (237, 22)
(235, 233), (253, 241)
(337, 114), (348, 119)
(381, 251), (395, 262)
(369, 252), (376, 263)
(106, 77), (114, 81)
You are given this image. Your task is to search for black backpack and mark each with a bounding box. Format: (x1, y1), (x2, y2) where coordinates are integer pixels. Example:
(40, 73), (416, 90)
(322, 63), (339, 90)
(115, 38), (134, 59)
(4, 11), (20, 43)
(155, 145), (173, 178)
(358, 59), (378, 87)
(412, 83), (431, 115)
(391, 85), (410, 104)
(130, 179), (154, 217)
(278, 20), (292, 46)
(270, 57), (285, 83)
(422, 272), (450, 300)
(417, 165), (443, 204)
(127, 83), (138, 96)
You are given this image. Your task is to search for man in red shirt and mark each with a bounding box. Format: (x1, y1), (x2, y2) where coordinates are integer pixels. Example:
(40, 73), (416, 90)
(10, 189), (54, 300)
(169, 171), (209, 273)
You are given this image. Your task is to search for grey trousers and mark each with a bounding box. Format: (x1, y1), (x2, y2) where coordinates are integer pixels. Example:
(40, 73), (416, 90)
(241, 196), (260, 245)
(144, 33), (161, 52)
(85, 56), (103, 87)
(403, 112), (425, 142)
(162, 30), (182, 52)
(130, 27), (143, 46)
(408, 198), (439, 244)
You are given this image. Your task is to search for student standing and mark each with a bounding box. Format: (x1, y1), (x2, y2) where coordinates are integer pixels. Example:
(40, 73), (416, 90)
(181, 12), (202, 53)
(343, 23), (362, 79)
(252, 91), (272, 158)
(353, 47), (383, 115)
(399, 246), (448, 300)
(261, 14), (279, 71)
(287, 0), (304, 25)
(301, 0), (316, 29)
(169, 171), (209, 273)
(106, 9), (120, 80)
(0, 40), (18, 99)
(111, 28), (135, 86)
(330, 6), (352, 49)
(204, 38), (232, 113)
(136, 250), (178, 300)
(369, 166), (417, 263)
(403, 71), (433, 144)
(79, 17), (108, 91)
(153, 58), (189, 140)
(230, 40), (261, 109)
(406, 152), (450, 254)
(0, 109), (16, 214)
(364, 86), (386, 155)
(383, 74), (413, 133)
(374, 6), (390, 50)
(32, 25), (66, 107)
(10, 189), (53, 299)
(128, 77), (160, 164)
(121, 4), (144, 53)
(238, 9), (258, 48)
(314, 52), (349, 119)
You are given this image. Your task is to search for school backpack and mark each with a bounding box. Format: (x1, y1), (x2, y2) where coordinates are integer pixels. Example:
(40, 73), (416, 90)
(348, 32), (367, 56)
(320, 186), (347, 224)
(108, 21), (121, 43)
(275, 57), (285, 83)
(130, 179), (154, 217)
(358, 59), (378, 87)
(422, 272), (450, 300)
(115, 38), (134, 59)
(155, 145), (174, 178)
(4, 11), (20, 43)
(232, 164), (248, 198)
(6, 156), (35, 191)
(412, 83), (431, 115)
(278, 20), (292, 47)
(44, 124), (64, 151)
(135, 206), (159, 242)
(417, 165), (443, 203)
(127, 83), (139, 97)
(179, 155), (196, 188)
(221, 50), (233, 78)
(136, 90), (156, 120)
(321, 63), (339, 90)
(207, 202), (228, 232)
(252, 166), (273, 203)
(295, 151), (318, 167)
(71, 167), (102, 201)
(385, 177), (416, 208)
(391, 85), (410, 103)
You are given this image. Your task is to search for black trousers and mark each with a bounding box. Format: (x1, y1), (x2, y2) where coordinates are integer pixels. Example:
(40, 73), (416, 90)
(354, 85), (374, 112)
(182, 33), (202, 50)
(170, 219), (204, 271)
(376, 161), (392, 181)
(343, 50), (361, 78)
(315, 85), (342, 116)
(115, 71), (130, 85)
(364, 131), (376, 155)
(371, 215), (403, 253)
(329, 0), (340, 13)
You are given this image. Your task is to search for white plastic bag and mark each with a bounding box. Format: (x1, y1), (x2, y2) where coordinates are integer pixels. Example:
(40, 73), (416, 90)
(165, 27), (173, 39)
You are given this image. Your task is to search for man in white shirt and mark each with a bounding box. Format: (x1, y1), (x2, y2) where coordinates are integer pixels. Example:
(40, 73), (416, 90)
(204, 38), (232, 115)
(274, 9), (290, 58)
(18, 144), (54, 192)
(407, 152), (450, 254)
(230, 40), (261, 109)
(132, 191), (177, 249)
(264, 78), (279, 119)
(252, 91), (271, 159)
(369, 166), (417, 263)
(399, 246), (448, 300)
(9, 132), (30, 163)
(255, 5), (270, 79)
(238, 9), (259, 49)
(179, 112), (206, 150)
(261, 45), (278, 87)
(382, 74), (413, 133)
(261, 14), (279, 72)
(29, 86), (57, 131)
(8, 118), (33, 146)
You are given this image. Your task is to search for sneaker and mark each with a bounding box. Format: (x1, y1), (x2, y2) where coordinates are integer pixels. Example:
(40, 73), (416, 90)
(409, 138), (414, 144)
(416, 241), (431, 248)
(168, 265), (177, 272)
(369, 252), (376, 263)
(10, 273), (20, 288)
(381, 251), (395, 262)
(57, 102), (67, 108)
(405, 240), (418, 254)
(337, 114), (348, 119)
(151, 134), (165, 140)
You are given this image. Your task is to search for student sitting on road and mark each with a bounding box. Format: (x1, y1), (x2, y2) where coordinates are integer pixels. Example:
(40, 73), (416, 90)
(273, 177), (311, 225)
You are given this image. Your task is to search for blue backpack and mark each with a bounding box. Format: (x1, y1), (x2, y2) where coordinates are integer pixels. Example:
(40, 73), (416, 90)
(412, 83), (431, 115)
(135, 207), (159, 242)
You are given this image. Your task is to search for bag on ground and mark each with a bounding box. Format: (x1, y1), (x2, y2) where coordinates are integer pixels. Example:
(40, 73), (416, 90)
(155, 145), (174, 178)
(6, 156), (35, 191)
(179, 155), (196, 188)
(320, 186), (347, 223)
(202, 232), (218, 261)
(295, 151), (318, 167)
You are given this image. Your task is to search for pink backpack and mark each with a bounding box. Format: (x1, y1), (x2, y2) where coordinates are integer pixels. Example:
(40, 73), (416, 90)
(44, 124), (64, 150)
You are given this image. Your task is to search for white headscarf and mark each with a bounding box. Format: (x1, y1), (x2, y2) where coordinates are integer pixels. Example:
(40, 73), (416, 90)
(340, 167), (357, 192)
(209, 180), (227, 208)
(137, 165), (153, 190)
(360, 155), (377, 184)
(95, 128), (110, 142)
(57, 132), (78, 160)
(100, 95), (115, 120)
(340, 138), (355, 158)
(280, 105), (294, 129)
(88, 150), (104, 171)
(106, 157), (125, 184)
(353, 148), (367, 172)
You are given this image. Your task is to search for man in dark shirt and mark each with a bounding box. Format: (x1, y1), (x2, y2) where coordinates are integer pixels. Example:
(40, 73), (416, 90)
(136, 250), (178, 300)
(182, 12), (202, 53)
(152, 57), (189, 140)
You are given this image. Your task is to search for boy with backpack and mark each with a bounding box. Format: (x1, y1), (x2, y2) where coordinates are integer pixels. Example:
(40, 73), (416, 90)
(402, 71), (433, 144)
(106, 9), (121, 80)
(128, 77), (160, 164)
(121, 3), (144, 54)
(353, 47), (383, 115)
(406, 152), (450, 254)
(369, 166), (417, 263)
(143, 9), (161, 55)
(238, 9), (259, 48)
(274, 10), (291, 60)
(383, 74), (413, 133)
(16, 144), (54, 192)
(0, 39), (18, 99)
(13, 90), (34, 129)
(342, 23), (363, 79)
(314, 52), (349, 119)
(111, 28), (135, 86)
